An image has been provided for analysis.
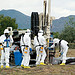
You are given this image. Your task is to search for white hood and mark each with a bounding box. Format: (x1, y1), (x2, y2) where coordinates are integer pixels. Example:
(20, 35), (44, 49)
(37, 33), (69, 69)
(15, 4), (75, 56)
(51, 38), (60, 48)
(4, 29), (9, 34)
(38, 33), (43, 36)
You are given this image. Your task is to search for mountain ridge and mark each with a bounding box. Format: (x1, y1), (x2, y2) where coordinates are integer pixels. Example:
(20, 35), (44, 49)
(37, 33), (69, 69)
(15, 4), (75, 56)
(0, 9), (75, 32)
(0, 9), (31, 29)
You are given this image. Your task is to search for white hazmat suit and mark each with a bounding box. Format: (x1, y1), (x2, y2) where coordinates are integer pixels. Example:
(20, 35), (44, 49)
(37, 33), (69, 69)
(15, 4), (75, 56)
(20, 29), (31, 68)
(20, 34), (25, 66)
(0, 29), (13, 68)
(51, 38), (69, 65)
(34, 30), (46, 66)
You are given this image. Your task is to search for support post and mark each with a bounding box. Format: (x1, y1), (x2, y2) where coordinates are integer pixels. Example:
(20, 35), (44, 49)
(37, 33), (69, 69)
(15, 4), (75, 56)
(46, 0), (51, 64)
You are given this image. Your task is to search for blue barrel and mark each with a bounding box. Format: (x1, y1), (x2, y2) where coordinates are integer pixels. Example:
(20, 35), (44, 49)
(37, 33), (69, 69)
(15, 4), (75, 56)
(14, 50), (23, 66)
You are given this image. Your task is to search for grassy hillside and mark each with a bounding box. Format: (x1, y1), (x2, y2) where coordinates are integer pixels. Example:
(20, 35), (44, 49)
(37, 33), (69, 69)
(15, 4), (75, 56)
(52, 15), (75, 32)
(0, 9), (31, 29)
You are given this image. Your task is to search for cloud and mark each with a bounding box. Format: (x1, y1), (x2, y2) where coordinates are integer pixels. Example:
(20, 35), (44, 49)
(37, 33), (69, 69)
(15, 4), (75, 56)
(51, 7), (75, 19)
(51, 0), (75, 18)
(0, 0), (43, 16)
(0, 0), (75, 18)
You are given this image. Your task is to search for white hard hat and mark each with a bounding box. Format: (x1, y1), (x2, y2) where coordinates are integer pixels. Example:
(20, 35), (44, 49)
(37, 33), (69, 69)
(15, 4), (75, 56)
(39, 30), (43, 33)
(26, 29), (31, 33)
(4, 29), (9, 34)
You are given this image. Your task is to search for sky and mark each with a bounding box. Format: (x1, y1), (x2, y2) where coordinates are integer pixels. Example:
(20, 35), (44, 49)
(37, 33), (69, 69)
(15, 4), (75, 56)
(0, 0), (75, 19)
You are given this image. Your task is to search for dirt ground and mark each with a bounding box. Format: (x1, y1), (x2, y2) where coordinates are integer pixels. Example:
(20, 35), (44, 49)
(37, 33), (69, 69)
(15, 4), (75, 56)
(0, 65), (75, 75)
(0, 49), (75, 75)
(55, 49), (75, 57)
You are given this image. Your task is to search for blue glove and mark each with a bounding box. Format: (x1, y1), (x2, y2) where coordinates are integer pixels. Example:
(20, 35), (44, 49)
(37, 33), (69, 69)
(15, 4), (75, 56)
(48, 47), (53, 50)
(61, 52), (63, 55)
(48, 47), (51, 50)
(30, 48), (32, 52)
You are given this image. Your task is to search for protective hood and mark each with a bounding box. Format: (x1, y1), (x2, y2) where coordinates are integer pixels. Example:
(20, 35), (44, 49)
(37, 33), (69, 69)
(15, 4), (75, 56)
(26, 29), (31, 33)
(38, 30), (43, 36)
(4, 29), (9, 34)
(25, 33), (31, 36)
(50, 38), (60, 48)
(38, 33), (43, 36)
(25, 29), (31, 36)
(53, 38), (60, 44)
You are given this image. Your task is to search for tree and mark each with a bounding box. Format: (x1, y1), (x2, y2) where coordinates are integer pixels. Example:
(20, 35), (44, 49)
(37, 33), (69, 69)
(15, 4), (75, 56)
(0, 15), (18, 35)
(59, 17), (75, 43)
(53, 32), (59, 38)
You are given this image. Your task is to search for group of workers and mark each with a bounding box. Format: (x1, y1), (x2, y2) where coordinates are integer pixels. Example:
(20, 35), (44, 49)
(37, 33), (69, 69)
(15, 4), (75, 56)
(0, 28), (69, 68)
(20, 29), (47, 68)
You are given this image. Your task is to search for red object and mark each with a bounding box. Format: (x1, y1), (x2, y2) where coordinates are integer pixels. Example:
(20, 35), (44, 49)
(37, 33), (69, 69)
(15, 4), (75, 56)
(15, 47), (19, 50)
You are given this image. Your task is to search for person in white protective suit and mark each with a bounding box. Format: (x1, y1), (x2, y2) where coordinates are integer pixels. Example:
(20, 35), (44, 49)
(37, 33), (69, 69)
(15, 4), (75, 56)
(20, 33), (25, 68)
(20, 29), (32, 68)
(50, 38), (69, 65)
(34, 30), (46, 66)
(0, 29), (13, 68)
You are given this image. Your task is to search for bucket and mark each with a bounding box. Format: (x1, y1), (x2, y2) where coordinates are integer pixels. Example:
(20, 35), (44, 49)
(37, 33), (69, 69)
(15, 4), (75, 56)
(14, 50), (23, 66)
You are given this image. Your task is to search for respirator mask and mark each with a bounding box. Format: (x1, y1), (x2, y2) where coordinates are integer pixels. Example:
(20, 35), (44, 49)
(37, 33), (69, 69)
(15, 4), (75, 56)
(5, 33), (10, 38)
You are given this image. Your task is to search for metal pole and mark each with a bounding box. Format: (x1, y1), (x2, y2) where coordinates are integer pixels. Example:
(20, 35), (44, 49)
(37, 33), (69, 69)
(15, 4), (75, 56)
(43, 0), (47, 35)
(46, 0), (51, 64)
(43, 0), (47, 26)
(39, 13), (43, 30)
(46, 0), (51, 40)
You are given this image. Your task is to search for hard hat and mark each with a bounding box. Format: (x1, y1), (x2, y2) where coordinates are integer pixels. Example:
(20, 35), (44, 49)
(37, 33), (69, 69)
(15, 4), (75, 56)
(26, 29), (31, 33)
(4, 29), (9, 34)
(39, 30), (43, 33)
